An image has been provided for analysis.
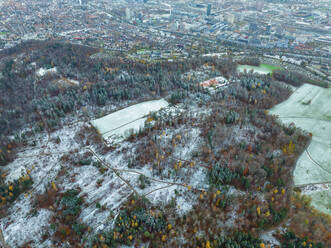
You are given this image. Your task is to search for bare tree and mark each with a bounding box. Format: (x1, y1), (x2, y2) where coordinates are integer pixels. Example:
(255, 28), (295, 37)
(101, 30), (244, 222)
(0, 229), (9, 248)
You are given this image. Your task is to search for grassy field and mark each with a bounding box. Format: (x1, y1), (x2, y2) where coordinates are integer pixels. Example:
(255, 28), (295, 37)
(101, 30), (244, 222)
(237, 63), (281, 75)
(260, 63), (281, 71)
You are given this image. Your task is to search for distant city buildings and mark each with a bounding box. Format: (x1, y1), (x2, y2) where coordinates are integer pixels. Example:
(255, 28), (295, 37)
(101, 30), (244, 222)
(0, 0), (329, 66)
(249, 23), (258, 33)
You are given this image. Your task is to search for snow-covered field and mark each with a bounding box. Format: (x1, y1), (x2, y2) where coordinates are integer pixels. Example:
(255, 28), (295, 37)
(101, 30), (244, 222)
(270, 84), (331, 215)
(91, 99), (169, 145)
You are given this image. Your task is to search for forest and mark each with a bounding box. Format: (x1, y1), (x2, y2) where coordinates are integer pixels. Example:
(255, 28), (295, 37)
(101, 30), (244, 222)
(273, 69), (329, 88)
(0, 40), (235, 166)
(0, 41), (330, 247)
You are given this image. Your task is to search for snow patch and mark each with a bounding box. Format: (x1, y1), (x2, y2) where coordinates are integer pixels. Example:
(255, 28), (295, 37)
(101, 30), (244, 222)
(5, 166), (26, 183)
(2, 197), (52, 247)
(260, 230), (281, 247)
(36, 67), (57, 77)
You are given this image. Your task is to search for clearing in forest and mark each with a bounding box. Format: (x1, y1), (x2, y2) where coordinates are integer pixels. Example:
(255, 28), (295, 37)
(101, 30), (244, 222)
(91, 99), (169, 145)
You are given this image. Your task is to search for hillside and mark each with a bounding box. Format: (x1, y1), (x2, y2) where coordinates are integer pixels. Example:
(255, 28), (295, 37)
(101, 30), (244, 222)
(0, 41), (330, 248)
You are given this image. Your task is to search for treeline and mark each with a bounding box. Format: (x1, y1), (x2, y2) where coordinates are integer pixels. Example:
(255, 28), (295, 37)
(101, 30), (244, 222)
(237, 57), (260, 66)
(273, 69), (329, 88)
(0, 39), (98, 60)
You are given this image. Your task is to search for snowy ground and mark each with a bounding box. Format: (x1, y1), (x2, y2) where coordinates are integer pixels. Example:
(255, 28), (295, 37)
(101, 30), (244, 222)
(270, 84), (331, 215)
(1, 121), (85, 247)
(91, 99), (169, 145)
(36, 67), (58, 77)
(1, 103), (206, 247)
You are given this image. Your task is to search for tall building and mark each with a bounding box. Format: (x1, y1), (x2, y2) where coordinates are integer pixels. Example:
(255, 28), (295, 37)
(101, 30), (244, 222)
(227, 14), (235, 24)
(256, 0), (264, 12)
(266, 25), (271, 34)
(207, 3), (211, 16)
(138, 12), (143, 22)
(126, 8), (131, 20)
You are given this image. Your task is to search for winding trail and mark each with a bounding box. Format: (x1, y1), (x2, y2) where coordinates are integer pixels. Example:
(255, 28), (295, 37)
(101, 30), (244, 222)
(305, 148), (331, 175)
